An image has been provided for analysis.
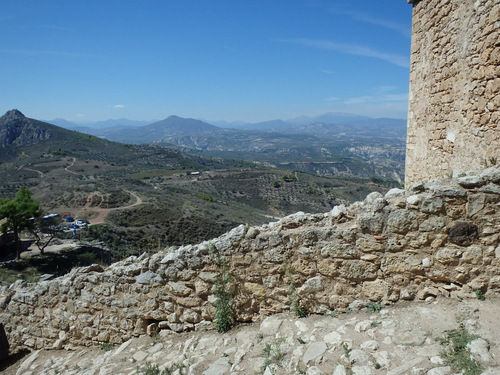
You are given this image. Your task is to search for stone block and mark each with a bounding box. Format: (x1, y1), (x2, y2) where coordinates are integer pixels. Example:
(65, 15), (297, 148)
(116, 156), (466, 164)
(386, 209), (418, 234)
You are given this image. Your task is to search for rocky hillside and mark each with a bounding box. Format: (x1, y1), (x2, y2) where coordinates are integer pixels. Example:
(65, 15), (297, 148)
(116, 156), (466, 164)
(0, 109), (55, 148)
(0, 109), (214, 168)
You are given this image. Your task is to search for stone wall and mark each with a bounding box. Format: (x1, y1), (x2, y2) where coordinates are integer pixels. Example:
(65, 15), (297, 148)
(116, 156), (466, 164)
(405, 0), (500, 186)
(0, 166), (499, 352)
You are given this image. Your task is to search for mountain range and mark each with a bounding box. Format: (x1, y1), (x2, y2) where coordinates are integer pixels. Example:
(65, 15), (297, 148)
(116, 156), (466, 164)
(2, 109), (406, 182)
(47, 111), (406, 133)
(45, 112), (406, 182)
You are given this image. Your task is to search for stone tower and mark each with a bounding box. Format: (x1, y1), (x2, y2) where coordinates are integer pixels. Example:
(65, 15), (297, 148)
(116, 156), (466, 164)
(405, 0), (499, 186)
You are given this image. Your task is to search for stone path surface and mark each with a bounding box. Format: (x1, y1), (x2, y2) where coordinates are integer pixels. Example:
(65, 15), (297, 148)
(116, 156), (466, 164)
(4, 297), (499, 375)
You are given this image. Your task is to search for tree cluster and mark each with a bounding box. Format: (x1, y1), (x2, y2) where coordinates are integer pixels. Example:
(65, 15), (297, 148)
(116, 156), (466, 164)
(0, 187), (41, 259)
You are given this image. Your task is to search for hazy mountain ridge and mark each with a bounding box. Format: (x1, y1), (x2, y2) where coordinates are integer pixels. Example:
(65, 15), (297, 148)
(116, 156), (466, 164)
(48, 111), (406, 134)
(45, 112), (406, 181)
(47, 118), (153, 130)
(110, 115), (227, 144)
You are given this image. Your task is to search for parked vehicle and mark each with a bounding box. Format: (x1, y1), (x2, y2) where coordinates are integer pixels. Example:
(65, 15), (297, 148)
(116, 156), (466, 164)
(75, 220), (88, 227)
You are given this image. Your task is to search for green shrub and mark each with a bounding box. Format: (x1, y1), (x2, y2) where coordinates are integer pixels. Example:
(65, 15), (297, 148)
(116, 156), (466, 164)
(327, 310), (339, 318)
(366, 301), (382, 313)
(138, 363), (160, 375)
(100, 342), (114, 351)
(196, 193), (215, 202)
(292, 302), (310, 318)
(474, 290), (485, 301)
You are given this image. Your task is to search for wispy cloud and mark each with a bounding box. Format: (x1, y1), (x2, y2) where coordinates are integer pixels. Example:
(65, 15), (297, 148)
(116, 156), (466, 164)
(109, 104), (125, 109)
(344, 93), (408, 105)
(276, 38), (409, 68)
(329, 9), (411, 38)
(321, 69), (334, 74)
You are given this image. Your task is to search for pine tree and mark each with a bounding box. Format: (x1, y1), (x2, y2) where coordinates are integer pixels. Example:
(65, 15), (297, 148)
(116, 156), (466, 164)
(0, 187), (41, 259)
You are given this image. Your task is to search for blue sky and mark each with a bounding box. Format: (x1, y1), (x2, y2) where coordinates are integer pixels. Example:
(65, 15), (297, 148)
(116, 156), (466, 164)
(0, 1), (413, 123)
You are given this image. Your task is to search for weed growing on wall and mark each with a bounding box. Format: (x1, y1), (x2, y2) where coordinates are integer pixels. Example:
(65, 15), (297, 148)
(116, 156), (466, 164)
(285, 264), (310, 318)
(209, 243), (235, 333)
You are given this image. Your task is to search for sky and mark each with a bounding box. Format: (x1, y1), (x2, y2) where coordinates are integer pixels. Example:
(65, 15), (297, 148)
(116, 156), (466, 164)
(0, 1), (413, 124)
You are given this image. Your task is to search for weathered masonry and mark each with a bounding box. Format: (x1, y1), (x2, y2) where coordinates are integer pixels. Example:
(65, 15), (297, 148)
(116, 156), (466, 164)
(1, 166), (499, 351)
(405, 0), (500, 186)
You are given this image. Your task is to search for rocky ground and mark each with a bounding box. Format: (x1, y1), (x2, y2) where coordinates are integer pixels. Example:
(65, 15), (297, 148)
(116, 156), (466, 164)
(3, 296), (499, 375)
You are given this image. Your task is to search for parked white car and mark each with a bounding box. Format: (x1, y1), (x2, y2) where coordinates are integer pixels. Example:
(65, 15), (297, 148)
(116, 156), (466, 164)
(75, 220), (88, 227)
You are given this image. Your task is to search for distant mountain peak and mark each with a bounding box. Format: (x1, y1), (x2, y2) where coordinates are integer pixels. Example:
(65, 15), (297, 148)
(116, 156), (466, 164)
(0, 109), (54, 148)
(1, 109), (26, 122)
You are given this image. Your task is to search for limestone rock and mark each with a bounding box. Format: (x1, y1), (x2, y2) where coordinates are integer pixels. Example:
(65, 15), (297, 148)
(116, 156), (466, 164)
(386, 209), (418, 234)
(457, 176), (486, 188)
(406, 194), (422, 206)
(468, 338), (494, 364)
(333, 364), (348, 375)
(480, 167), (500, 184)
(203, 357), (231, 375)
(391, 330), (426, 346)
(135, 271), (163, 284)
(302, 341), (327, 364)
(298, 276), (323, 294)
(420, 197), (443, 214)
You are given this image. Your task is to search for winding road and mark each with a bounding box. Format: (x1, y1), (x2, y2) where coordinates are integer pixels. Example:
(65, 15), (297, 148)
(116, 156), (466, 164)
(72, 191), (143, 225)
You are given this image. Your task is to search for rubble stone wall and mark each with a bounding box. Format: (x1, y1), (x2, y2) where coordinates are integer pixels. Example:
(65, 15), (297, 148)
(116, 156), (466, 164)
(0, 166), (499, 352)
(405, 0), (500, 186)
